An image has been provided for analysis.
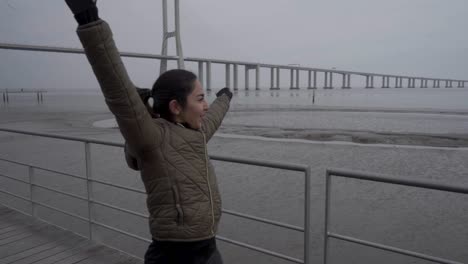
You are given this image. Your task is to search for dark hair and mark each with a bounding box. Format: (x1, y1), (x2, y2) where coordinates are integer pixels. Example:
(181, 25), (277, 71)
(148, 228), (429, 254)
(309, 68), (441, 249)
(151, 69), (198, 120)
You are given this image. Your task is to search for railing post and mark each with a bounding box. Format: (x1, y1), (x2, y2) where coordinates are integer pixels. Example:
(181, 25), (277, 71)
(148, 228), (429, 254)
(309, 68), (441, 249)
(304, 166), (312, 264)
(85, 142), (93, 240)
(323, 170), (331, 264)
(29, 166), (35, 217)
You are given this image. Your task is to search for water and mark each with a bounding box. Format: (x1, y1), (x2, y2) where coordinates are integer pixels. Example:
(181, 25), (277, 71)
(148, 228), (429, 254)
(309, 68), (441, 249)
(1, 88), (468, 263)
(2, 87), (468, 112)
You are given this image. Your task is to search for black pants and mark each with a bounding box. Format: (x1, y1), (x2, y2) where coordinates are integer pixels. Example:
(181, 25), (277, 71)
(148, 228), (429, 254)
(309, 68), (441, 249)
(144, 238), (223, 264)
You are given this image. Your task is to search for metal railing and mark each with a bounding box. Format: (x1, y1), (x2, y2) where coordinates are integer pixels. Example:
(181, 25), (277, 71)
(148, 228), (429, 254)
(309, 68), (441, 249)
(0, 128), (311, 264)
(1, 43), (467, 91)
(324, 168), (468, 264)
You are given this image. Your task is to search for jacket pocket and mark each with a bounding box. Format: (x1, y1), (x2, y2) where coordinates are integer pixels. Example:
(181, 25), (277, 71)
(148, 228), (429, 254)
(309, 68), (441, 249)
(171, 185), (184, 226)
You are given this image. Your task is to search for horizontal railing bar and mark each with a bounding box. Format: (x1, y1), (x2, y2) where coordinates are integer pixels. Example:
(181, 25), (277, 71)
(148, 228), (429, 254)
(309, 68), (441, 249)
(210, 154), (308, 172)
(222, 209), (303, 232)
(0, 157), (86, 181)
(328, 232), (464, 264)
(1, 159), (304, 232)
(32, 183), (88, 202)
(0, 129), (307, 175)
(91, 200), (148, 219)
(0, 189), (30, 202)
(0, 173), (29, 184)
(0, 128), (123, 147)
(327, 168), (468, 194)
(89, 178), (147, 195)
(91, 220), (151, 243)
(33, 201), (90, 222)
(0, 43), (466, 82)
(216, 235), (303, 263)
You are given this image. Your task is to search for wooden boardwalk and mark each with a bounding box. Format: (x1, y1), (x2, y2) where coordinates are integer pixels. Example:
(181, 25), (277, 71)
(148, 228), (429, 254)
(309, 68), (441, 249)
(0, 205), (143, 264)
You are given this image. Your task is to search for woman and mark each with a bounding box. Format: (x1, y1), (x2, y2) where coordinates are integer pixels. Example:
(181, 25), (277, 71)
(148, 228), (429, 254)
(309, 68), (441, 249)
(64, 1), (232, 263)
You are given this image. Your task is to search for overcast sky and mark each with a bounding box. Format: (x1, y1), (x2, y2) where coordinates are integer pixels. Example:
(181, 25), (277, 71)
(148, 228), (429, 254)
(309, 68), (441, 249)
(0, 0), (467, 90)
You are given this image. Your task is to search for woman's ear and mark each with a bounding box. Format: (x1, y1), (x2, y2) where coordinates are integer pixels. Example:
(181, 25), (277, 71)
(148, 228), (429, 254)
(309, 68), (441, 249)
(168, 99), (182, 116)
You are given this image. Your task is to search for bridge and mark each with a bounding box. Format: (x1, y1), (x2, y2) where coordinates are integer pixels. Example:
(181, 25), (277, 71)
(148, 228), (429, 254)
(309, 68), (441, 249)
(1, 42), (466, 92)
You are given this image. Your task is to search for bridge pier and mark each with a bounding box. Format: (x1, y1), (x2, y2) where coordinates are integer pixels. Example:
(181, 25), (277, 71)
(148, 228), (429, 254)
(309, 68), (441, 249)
(308, 71), (317, 89)
(395, 77), (402, 88)
(233, 64), (239, 91)
(341, 74), (351, 89)
(276, 68), (280, 90)
(198, 62), (204, 88)
(206, 61), (212, 91)
(288, 68), (299, 90)
(381, 76), (390, 88)
(365, 75), (374, 88)
(295, 69), (300, 89)
(419, 79), (428, 88)
(324, 72), (334, 89)
(445, 80), (453, 88)
(256, 65), (260, 90)
(225, 64), (231, 88)
(270, 68), (274, 90)
(245, 66), (250, 90)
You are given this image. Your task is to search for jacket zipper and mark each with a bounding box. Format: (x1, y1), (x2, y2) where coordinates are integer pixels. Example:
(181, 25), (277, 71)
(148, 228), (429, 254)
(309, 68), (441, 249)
(202, 132), (215, 235)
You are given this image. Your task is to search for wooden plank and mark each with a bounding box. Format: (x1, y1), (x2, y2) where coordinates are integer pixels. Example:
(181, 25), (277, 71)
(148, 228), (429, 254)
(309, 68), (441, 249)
(0, 222), (48, 240)
(29, 240), (93, 264)
(0, 224), (15, 234)
(0, 225), (68, 258)
(52, 244), (110, 264)
(0, 224), (49, 245)
(0, 205), (141, 264)
(0, 234), (84, 264)
(7, 236), (86, 264)
(73, 246), (140, 264)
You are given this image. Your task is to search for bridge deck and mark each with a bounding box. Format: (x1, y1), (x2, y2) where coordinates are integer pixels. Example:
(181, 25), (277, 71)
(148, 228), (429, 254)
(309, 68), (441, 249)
(0, 205), (142, 264)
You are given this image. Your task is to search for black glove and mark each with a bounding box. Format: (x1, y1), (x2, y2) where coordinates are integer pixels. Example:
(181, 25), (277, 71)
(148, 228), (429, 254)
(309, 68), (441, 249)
(65, 0), (99, 25)
(216, 87), (233, 100)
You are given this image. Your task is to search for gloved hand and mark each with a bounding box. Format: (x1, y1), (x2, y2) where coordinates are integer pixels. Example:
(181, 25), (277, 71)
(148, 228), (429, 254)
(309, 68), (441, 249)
(216, 87), (233, 100)
(65, 0), (99, 25)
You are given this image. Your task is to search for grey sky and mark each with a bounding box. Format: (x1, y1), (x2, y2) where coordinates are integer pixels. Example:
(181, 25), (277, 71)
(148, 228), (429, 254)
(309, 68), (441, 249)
(0, 0), (467, 90)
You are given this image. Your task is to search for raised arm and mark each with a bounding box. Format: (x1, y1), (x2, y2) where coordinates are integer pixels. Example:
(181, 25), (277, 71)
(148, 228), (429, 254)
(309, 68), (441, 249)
(202, 88), (232, 141)
(65, 1), (161, 154)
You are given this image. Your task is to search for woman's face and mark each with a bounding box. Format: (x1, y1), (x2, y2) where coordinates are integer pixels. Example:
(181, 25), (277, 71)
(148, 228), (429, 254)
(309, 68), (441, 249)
(178, 79), (208, 130)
